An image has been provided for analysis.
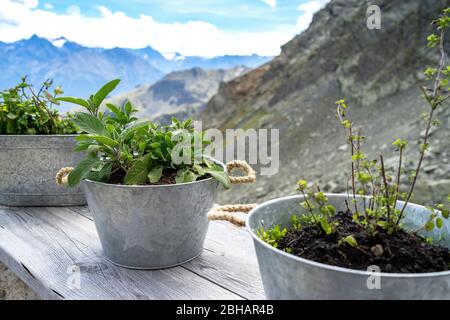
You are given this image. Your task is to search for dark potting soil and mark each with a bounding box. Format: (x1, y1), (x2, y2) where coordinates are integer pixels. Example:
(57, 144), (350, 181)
(277, 211), (450, 273)
(107, 169), (209, 185)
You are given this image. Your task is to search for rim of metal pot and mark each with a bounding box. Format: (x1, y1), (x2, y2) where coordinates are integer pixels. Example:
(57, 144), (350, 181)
(83, 158), (226, 189)
(246, 194), (450, 278)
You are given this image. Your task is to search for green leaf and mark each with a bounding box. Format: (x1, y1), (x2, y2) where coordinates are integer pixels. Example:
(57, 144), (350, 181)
(67, 154), (101, 187)
(56, 97), (90, 109)
(436, 218), (443, 229)
(106, 103), (120, 115)
(6, 113), (18, 120)
(74, 141), (92, 152)
(124, 101), (133, 114)
(123, 153), (152, 185)
(120, 122), (150, 141)
(442, 208), (449, 219)
(175, 170), (186, 184)
(148, 165), (163, 183)
(175, 169), (198, 184)
(88, 135), (119, 148)
(92, 79), (121, 108)
(342, 235), (358, 247)
(72, 113), (107, 136)
(85, 162), (112, 182)
(320, 217), (333, 235)
(425, 220), (435, 232)
(197, 162), (230, 189)
(76, 134), (93, 141)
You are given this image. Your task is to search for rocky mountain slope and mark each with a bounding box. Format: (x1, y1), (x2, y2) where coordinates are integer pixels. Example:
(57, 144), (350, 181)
(0, 36), (268, 106)
(202, 0), (450, 206)
(109, 66), (249, 120)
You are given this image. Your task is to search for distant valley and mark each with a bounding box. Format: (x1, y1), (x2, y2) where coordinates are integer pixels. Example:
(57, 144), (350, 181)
(108, 66), (249, 122)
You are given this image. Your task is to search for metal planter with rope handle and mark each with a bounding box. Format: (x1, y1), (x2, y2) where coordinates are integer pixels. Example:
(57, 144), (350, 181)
(56, 158), (256, 269)
(211, 189), (450, 299)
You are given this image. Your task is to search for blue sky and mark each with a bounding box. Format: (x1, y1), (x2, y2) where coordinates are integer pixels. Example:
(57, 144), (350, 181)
(37, 0), (302, 32)
(0, 0), (329, 57)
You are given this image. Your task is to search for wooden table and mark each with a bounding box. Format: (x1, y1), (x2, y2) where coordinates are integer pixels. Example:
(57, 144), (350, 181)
(0, 205), (265, 300)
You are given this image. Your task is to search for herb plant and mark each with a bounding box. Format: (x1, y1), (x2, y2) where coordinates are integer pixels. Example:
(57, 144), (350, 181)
(58, 79), (231, 188)
(260, 8), (450, 252)
(0, 77), (77, 134)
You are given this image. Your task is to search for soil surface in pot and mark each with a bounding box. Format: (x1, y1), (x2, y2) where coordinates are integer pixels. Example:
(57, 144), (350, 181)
(277, 211), (450, 273)
(108, 169), (209, 185)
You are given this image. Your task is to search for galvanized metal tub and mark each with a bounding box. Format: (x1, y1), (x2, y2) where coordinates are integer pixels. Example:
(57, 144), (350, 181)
(82, 160), (225, 269)
(246, 194), (450, 299)
(0, 135), (86, 206)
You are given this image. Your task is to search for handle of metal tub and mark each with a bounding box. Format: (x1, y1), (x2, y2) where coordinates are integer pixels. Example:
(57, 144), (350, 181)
(207, 160), (258, 227)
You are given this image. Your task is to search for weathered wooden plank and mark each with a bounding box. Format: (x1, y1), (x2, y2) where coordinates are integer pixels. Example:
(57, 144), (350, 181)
(68, 206), (265, 299)
(182, 221), (265, 299)
(0, 206), (242, 300)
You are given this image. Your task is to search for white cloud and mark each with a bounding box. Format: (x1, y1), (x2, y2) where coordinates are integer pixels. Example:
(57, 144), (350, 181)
(297, 0), (329, 30)
(17, 0), (38, 8)
(43, 2), (53, 10)
(0, 0), (328, 58)
(66, 4), (80, 15)
(262, 0), (276, 8)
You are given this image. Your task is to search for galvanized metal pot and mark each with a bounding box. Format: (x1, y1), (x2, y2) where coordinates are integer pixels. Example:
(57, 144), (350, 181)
(82, 160), (225, 269)
(246, 194), (450, 300)
(0, 135), (86, 206)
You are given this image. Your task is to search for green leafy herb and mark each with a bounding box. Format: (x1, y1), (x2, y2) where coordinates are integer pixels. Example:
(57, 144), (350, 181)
(60, 80), (230, 188)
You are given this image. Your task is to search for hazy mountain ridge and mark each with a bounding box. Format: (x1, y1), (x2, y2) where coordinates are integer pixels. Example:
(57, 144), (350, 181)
(109, 66), (250, 121)
(202, 0), (450, 205)
(0, 35), (269, 102)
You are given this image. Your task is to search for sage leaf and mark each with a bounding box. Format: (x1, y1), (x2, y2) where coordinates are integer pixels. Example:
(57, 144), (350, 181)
(68, 154), (101, 187)
(72, 113), (107, 136)
(88, 135), (119, 148)
(148, 165), (163, 183)
(86, 162), (112, 182)
(124, 153), (152, 185)
(92, 79), (121, 108)
(56, 97), (90, 109)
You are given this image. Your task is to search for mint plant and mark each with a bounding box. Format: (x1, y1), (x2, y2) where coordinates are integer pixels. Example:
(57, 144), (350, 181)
(259, 8), (450, 255)
(0, 77), (77, 134)
(57, 79), (231, 188)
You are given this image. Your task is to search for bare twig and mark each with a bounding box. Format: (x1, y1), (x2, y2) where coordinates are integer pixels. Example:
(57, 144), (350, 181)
(380, 155), (392, 224)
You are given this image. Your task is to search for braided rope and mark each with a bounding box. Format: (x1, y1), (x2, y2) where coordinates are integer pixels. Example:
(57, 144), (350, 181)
(207, 203), (258, 227)
(207, 210), (246, 227)
(208, 161), (257, 227)
(213, 203), (258, 212)
(55, 167), (74, 186)
(226, 160), (256, 184)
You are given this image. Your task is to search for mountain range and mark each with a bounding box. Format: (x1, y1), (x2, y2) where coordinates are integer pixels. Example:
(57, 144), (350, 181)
(200, 0), (450, 206)
(0, 35), (269, 104)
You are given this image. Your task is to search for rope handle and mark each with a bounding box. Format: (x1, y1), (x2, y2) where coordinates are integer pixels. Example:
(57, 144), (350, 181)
(56, 167), (74, 186)
(207, 160), (258, 227)
(226, 160), (256, 184)
(207, 204), (257, 227)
